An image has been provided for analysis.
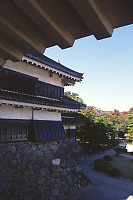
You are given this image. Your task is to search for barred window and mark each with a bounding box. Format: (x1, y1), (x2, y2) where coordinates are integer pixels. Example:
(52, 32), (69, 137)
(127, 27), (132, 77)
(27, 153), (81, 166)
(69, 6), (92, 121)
(0, 120), (29, 141)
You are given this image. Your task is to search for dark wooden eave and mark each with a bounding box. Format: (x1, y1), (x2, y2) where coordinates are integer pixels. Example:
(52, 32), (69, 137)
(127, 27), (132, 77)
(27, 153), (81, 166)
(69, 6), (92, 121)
(0, 89), (81, 110)
(0, 0), (133, 64)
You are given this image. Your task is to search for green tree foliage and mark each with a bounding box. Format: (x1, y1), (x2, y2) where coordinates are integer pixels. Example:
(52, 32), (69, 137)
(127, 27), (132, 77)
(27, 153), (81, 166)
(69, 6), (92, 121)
(77, 106), (116, 152)
(129, 107), (133, 114)
(64, 91), (85, 104)
(65, 91), (133, 145)
(80, 106), (133, 144)
(125, 112), (133, 141)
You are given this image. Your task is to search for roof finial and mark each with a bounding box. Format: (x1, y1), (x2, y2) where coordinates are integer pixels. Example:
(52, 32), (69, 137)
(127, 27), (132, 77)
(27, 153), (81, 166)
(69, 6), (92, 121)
(57, 58), (60, 63)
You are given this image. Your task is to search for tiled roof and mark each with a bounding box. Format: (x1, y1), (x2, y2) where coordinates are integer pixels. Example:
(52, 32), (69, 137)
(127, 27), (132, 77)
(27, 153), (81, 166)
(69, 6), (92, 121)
(25, 54), (83, 79)
(0, 90), (80, 109)
(62, 96), (86, 108)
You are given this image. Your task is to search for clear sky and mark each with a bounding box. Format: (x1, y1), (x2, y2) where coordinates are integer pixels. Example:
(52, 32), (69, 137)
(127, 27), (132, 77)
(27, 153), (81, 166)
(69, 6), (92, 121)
(44, 24), (133, 112)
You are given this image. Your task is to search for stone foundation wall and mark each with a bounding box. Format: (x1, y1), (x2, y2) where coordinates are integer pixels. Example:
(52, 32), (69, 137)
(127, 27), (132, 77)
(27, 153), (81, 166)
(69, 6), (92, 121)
(0, 138), (89, 200)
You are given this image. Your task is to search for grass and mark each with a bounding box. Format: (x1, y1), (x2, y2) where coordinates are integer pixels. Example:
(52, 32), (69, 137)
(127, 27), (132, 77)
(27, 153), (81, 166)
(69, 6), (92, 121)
(110, 156), (133, 180)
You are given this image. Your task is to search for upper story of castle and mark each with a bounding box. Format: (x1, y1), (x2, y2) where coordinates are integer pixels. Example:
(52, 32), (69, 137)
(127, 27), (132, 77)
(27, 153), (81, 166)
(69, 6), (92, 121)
(0, 54), (84, 108)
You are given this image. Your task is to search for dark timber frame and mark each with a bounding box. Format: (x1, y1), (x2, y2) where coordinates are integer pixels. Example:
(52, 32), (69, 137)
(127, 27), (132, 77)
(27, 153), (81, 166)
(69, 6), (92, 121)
(0, 119), (30, 142)
(0, 119), (65, 142)
(0, 67), (64, 100)
(0, 54), (83, 142)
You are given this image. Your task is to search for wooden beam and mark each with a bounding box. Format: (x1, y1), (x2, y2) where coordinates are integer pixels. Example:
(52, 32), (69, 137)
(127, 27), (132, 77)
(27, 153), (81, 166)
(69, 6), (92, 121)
(27, 0), (75, 49)
(49, 70), (53, 77)
(0, 40), (23, 61)
(0, 2), (45, 55)
(70, 0), (113, 39)
(0, 58), (5, 66)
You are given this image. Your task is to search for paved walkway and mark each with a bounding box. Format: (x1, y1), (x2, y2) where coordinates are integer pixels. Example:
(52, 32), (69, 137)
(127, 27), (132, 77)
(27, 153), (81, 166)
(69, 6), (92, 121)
(76, 148), (133, 200)
(121, 153), (133, 159)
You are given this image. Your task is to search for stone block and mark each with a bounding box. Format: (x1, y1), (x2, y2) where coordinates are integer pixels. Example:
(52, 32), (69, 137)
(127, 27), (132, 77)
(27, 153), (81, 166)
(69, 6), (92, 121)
(56, 167), (63, 173)
(0, 139), (88, 200)
(7, 146), (16, 153)
(47, 179), (56, 187)
(38, 144), (44, 149)
(31, 145), (37, 151)
(8, 159), (18, 167)
(52, 159), (60, 166)
(37, 178), (45, 186)
(45, 151), (53, 160)
(76, 165), (81, 172)
(15, 152), (21, 160)
(51, 173), (61, 179)
(39, 168), (47, 177)
(50, 166), (57, 173)
(23, 148), (32, 155)
(50, 145), (59, 152)
(36, 150), (44, 157)
(66, 168), (71, 173)
(60, 162), (67, 168)
(52, 188), (60, 196)
(37, 185), (47, 192)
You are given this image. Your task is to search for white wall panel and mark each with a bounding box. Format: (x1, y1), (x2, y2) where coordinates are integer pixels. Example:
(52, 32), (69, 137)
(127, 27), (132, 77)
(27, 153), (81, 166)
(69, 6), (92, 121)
(0, 104), (61, 121)
(33, 110), (61, 121)
(0, 105), (32, 120)
(63, 125), (76, 130)
(4, 60), (62, 87)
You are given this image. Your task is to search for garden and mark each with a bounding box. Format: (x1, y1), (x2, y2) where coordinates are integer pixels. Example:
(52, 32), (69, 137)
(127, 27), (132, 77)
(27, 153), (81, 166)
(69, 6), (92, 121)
(76, 106), (133, 153)
(93, 148), (133, 180)
(65, 92), (133, 154)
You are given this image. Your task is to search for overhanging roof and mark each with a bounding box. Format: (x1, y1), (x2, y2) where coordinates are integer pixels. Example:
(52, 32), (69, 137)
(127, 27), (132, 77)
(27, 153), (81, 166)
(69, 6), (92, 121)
(0, 0), (133, 64)
(0, 89), (81, 111)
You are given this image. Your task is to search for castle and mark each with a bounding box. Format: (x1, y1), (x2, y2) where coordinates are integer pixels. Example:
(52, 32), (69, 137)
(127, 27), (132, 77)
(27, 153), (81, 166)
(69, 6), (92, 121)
(0, 54), (85, 142)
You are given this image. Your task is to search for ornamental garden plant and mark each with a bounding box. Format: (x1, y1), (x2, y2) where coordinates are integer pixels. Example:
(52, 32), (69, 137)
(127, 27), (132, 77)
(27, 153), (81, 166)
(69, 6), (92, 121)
(93, 155), (121, 177)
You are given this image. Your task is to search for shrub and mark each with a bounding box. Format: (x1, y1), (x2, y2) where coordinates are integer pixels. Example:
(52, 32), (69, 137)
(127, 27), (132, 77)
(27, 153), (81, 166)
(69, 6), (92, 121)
(93, 159), (103, 165)
(103, 155), (112, 161)
(93, 159), (104, 171)
(93, 159), (112, 173)
(108, 168), (121, 177)
(101, 162), (112, 173)
(122, 147), (127, 153)
(113, 147), (122, 155)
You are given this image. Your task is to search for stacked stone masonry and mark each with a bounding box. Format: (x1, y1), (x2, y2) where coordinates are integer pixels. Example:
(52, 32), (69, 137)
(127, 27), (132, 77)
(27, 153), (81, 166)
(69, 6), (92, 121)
(0, 138), (90, 200)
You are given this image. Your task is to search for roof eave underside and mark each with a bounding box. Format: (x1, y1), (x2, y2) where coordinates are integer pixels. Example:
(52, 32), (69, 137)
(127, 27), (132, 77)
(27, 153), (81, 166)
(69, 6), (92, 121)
(0, 0), (133, 63)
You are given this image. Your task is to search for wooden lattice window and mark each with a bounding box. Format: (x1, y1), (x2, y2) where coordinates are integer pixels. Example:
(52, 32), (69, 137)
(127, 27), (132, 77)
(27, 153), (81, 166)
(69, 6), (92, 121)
(34, 121), (66, 141)
(0, 120), (29, 141)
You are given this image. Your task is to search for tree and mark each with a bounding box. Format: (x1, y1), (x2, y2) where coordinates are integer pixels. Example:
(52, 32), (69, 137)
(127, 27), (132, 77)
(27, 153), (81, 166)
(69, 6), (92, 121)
(125, 113), (133, 141)
(77, 106), (116, 152)
(129, 107), (133, 113)
(64, 91), (85, 104)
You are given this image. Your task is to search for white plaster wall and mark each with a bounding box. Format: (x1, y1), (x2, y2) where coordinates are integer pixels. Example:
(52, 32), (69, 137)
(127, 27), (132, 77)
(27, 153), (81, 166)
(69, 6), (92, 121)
(33, 110), (61, 121)
(4, 60), (62, 87)
(0, 104), (61, 121)
(63, 125), (76, 130)
(0, 104), (32, 120)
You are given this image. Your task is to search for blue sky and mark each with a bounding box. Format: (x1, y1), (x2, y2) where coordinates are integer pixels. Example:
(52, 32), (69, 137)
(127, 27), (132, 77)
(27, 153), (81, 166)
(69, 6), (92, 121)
(45, 24), (133, 112)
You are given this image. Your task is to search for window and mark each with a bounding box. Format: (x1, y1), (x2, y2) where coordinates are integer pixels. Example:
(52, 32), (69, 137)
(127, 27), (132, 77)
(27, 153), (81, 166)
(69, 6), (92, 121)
(34, 121), (66, 141)
(0, 120), (29, 141)
(35, 81), (64, 99)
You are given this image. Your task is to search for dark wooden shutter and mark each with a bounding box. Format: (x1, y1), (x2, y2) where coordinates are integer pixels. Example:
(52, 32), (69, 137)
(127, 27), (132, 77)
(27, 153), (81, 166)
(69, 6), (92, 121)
(33, 121), (66, 141)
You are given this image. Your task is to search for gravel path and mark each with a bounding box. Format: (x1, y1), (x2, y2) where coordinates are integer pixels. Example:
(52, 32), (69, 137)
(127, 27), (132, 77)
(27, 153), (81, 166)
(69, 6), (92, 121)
(76, 148), (133, 200)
